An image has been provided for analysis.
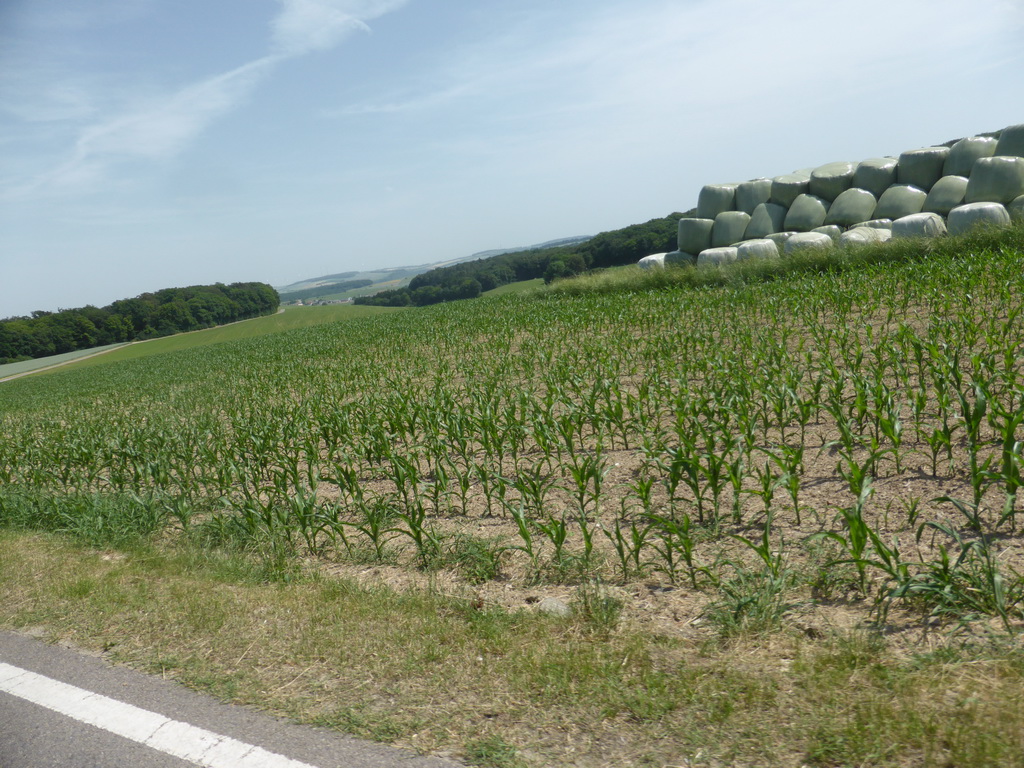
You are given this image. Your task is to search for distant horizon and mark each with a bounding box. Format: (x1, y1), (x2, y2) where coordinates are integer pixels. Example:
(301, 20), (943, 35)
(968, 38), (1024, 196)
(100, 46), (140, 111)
(3, 0), (1022, 317)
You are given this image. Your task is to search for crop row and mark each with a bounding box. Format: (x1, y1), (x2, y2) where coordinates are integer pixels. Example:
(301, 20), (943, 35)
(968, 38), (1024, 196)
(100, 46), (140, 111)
(3, 236), (1024, 628)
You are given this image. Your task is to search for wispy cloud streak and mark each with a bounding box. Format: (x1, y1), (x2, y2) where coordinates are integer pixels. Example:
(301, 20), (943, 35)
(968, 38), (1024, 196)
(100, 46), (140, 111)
(12, 0), (409, 198)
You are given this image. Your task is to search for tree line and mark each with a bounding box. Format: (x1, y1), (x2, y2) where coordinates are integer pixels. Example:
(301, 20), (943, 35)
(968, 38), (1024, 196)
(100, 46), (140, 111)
(0, 282), (280, 364)
(355, 213), (686, 307)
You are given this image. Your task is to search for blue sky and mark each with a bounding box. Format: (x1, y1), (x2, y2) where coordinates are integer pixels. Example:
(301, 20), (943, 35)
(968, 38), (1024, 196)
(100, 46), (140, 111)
(1, 0), (1023, 317)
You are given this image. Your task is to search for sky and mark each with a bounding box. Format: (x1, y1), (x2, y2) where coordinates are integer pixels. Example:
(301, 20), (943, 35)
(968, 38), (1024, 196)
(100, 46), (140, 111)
(1, 0), (1023, 317)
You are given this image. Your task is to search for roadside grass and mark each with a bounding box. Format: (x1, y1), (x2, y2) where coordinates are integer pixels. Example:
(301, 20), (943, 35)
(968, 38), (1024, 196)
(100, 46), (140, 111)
(3, 529), (1024, 767)
(0, 343), (128, 379)
(62, 304), (402, 370)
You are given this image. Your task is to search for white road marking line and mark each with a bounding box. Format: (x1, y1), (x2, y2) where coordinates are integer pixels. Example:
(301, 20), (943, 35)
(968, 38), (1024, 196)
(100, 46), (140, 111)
(0, 662), (320, 768)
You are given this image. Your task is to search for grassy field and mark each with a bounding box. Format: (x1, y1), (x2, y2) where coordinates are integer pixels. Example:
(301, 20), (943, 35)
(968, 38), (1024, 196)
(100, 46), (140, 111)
(58, 304), (402, 370)
(3, 226), (1024, 766)
(483, 278), (545, 296)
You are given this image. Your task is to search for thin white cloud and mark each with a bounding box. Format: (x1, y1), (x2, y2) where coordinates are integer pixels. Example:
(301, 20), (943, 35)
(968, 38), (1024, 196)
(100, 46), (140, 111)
(332, 0), (1022, 167)
(270, 0), (409, 57)
(9, 0), (410, 199)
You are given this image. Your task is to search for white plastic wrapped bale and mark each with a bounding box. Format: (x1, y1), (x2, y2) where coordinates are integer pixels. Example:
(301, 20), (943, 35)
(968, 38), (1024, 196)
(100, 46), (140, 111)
(665, 250), (697, 266)
(943, 136), (997, 177)
(840, 226), (892, 247)
(784, 194), (830, 232)
(736, 179), (773, 214)
(947, 202), (1012, 236)
(712, 211), (752, 247)
(766, 232), (797, 248)
(809, 161), (856, 202)
(784, 231), (834, 255)
(995, 124), (1024, 158)
(770, 172), (810, 208)
(745, 203), (788, 239)
(812, 225), (842, 242)
(892, 212), (947, 239)
(736, 239), (780, 261)
(824, 188), (877, 226)
(853, 158), (898, 198)
(697, 247), (739, 266)
(923, 175), (968, 215)
(851, 219), (893, 230)
(897, 147), (950, 191)
(965, 157), (1024, 204)
(678, 218), (715, 255)
(638, 253), (667, 269)
(697, 184), (738, 219)
(1010, 196), (1024, 223)
(874, 185), (927, 220)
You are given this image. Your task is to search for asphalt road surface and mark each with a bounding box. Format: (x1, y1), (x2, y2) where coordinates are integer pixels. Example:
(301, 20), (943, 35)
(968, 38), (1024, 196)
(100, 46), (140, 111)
(0, 630), (461, 768)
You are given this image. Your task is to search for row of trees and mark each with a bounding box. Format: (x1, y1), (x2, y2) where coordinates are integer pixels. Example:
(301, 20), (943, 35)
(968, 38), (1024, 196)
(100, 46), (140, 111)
(355, 213), (686, 307)
(0, 282), (279, 364)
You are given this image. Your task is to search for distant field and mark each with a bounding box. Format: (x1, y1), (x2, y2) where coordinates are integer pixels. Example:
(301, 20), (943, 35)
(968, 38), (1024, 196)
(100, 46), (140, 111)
(36, 304), (403, 373)
(483, 278), (544, 296)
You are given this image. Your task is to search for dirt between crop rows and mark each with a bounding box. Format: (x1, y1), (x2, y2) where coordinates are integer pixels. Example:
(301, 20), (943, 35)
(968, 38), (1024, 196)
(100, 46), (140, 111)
(295, 415), (1024, 649)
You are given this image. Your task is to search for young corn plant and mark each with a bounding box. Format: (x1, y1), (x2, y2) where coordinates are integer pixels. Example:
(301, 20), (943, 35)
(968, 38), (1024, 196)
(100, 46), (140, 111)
(644, 511), (706, 589)
(810, 480), (876, 595)
(986, 391), (1024, 530)
(602, 508), (651, 583)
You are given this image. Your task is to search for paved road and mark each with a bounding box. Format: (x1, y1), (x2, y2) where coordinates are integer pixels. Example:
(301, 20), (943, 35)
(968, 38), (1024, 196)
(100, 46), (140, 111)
(0, 631), (460, 768)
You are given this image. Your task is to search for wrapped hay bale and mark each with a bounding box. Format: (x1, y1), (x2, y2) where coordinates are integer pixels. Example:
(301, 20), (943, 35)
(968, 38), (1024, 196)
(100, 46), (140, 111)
(712, 211), (752, 247)
(853, 158), (898, 198)
(745, 202), (788, 239)
(771, 172), (811, 208)
(784, 194), (830, 232)
(665, 250), (697, 266)
(943, 136), (997, 177)
(678, 218), (715, 255)
(892, 212), (947, 239)
(812, 225), (842, 242)
(638, 253), (667, 269)
(1009, 195), (1024, 223)
(965, 157), (1024, 204)
(736, 239), (780, 261)
(874, 184), (927, 220)
(995, 124), (1024, 158)
(698, 247), (739, 266)
(810, 161), (856, 202)
(784, 231), (834, 255)
(947, 202), (1012, 235)
(766, 231), (797, 248)
(924, 175), (968, 215)
(840, 226), (892, 247)
(824, 188), (877, 226)
(697, 184), (739, 219)
(736, 179), (773, 214)
(851, 218), (893, 230)
(898, 147), (950, 191)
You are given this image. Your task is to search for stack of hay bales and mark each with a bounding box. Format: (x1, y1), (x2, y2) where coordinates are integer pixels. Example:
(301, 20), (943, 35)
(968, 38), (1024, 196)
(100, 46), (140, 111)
(652, 124), (1024, 268)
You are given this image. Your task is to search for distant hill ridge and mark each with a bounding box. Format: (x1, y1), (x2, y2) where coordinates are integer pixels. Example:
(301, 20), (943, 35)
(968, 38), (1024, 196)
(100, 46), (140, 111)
(280, 236), (593, 303)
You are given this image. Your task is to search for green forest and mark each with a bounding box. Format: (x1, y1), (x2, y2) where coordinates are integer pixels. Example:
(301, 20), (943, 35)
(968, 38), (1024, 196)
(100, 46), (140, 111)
(355, 212), (687, 306)
(0, 282), (279, 364)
